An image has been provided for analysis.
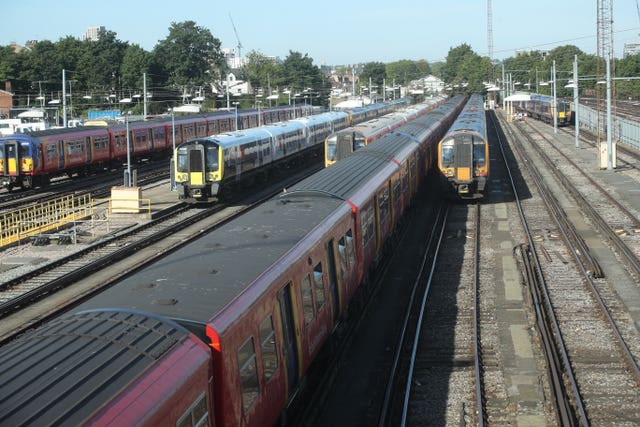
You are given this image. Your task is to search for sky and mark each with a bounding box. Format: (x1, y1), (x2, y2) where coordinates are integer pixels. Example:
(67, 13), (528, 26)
(2, 0), (639, 65)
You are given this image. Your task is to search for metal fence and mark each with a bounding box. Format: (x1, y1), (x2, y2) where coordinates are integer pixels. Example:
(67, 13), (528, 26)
(577, 104), (640, 150)
(0, 194), (94, 249)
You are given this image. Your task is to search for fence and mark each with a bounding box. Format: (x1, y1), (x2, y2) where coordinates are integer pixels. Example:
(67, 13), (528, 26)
(577, 104), (640, 151)
(0, 194), (94, 249)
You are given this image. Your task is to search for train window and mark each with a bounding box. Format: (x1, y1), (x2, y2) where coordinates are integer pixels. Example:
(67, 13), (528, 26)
(326, 135), (337, 161)
(441, 139), (455, 167)
(401, 167), (408, 192)
(378, 187), (390, 222)
(345, 229), (356, 268)
(237, 337), (259, 413)
(313, 263), (326, 310)
(66, 140), (83, 155)
(205, 145), (219, 170)
(473, 142), (486, 167)
(392, 177), (401, 203)
(46, 145), (56, 159)
(176, 392), (209, 427)
(361, 206), (375, 247)
(301, 274), (314, 324)
(337, 237), (348, 278)
(176, 147), (188, 172)
(259, 315), (278, 381)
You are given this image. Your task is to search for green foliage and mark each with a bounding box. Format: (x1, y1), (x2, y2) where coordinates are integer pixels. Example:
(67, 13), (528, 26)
(152, 21), (225, 89)
(2, 23), (638, 116)
(244, 50), (283, 94)
(385, 60), (428, 85)
(359, 61), (386, 88)
(281, 51), (323, 92)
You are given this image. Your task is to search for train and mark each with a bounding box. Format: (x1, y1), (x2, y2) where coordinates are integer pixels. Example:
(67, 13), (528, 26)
(515, 93), (573, 125)
(0, 105), (314, 191)
(324, 96), (447, 167)
(173, 99), (411, 202)
(437, 94), (489, 199)
(0, 95), (466, 427)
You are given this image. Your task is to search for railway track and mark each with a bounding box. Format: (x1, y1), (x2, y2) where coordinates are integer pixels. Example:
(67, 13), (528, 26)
(500, 113), (640, 424)
(0, 165), (320, 344)
(0, 162), (169, 212)
(519, 120), (640, 280)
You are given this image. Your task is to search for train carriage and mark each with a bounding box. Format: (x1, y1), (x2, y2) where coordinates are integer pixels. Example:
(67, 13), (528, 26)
(0, 309), (213, 427)
(516, 94), (573, 125)
(0, 96), (467, 427)
(325, 96), (447, 166)
(437, 94), (489, 199)
(174, 111), (350, 202)
(0, 127), (114, 188)
(0, 105), (312, 191)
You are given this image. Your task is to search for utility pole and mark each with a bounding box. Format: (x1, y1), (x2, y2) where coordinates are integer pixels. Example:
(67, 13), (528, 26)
(597, 0), (616, 170)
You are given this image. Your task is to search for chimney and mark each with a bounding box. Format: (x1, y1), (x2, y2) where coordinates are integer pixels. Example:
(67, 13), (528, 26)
(5, 81), (12, 93)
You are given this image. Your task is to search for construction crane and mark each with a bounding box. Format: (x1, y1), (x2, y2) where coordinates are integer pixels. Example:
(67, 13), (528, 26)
(229, 13), (243, 68)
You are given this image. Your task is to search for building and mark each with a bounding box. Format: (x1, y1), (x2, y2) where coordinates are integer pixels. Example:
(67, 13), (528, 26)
(222, 48), (244, 69)
(0, 89), (13, 118)
(623, 42), (640, 57)
(83, 26), (105, 42)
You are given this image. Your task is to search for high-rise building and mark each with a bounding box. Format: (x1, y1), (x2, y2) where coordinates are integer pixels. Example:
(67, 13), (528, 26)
(623, 42), (640, 57)
(83, 26), (105, 42)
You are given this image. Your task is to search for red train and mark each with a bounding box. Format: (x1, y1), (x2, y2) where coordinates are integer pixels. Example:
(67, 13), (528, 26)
(0, 96), (465, 427)
(0, 106), (313, 190)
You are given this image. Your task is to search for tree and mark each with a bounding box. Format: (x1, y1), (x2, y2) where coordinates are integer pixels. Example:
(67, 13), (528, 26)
(281, 51), (323, 93)
(616, 54), (640, 99)
(121, 44), (151, 94)
(77, 30), (127, 98)
(386, 60), (429, 85)
(443, 44), (488, 94)
(244, 50), (283, 95)
(360, 61), (386, 89)
(151, 21), (225, 90)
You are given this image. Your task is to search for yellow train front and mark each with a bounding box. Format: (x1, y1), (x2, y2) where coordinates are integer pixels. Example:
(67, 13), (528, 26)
(437, 95), (489, 199)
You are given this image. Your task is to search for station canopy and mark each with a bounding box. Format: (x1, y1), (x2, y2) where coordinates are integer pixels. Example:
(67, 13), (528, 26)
(504, 93), (531, 102)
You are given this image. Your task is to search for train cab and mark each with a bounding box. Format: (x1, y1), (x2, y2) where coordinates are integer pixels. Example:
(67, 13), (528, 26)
(174, 138), (221, 201)
(438, 95), (489, 199)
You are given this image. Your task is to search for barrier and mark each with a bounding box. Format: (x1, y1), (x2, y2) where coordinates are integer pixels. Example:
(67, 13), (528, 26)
(0, 194), (94, 249)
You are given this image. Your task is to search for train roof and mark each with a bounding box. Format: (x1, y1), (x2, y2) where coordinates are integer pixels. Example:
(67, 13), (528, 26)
(0, 309), (197, 426)
(441, 95), (487, 139)
(73, 126), (415, 330)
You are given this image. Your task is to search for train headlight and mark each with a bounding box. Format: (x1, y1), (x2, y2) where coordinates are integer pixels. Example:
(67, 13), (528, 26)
(446, 169), (454, 177)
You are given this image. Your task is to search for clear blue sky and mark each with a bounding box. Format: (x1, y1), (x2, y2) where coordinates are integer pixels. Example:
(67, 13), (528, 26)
(2, 0), (639, 64)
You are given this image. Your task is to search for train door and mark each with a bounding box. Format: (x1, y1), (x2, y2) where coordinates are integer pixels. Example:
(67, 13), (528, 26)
(2, 140), (18, 175)
(188, 145), (206, 186)
(148, 129), (154, 151)
(325, 239), (340, 323)
(57, 140), (64, 170)
(277, 283), (299, 398)
(85, 136), (92, 164)
(454, 135), (473, 184)
(336, 132), (354, 161)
